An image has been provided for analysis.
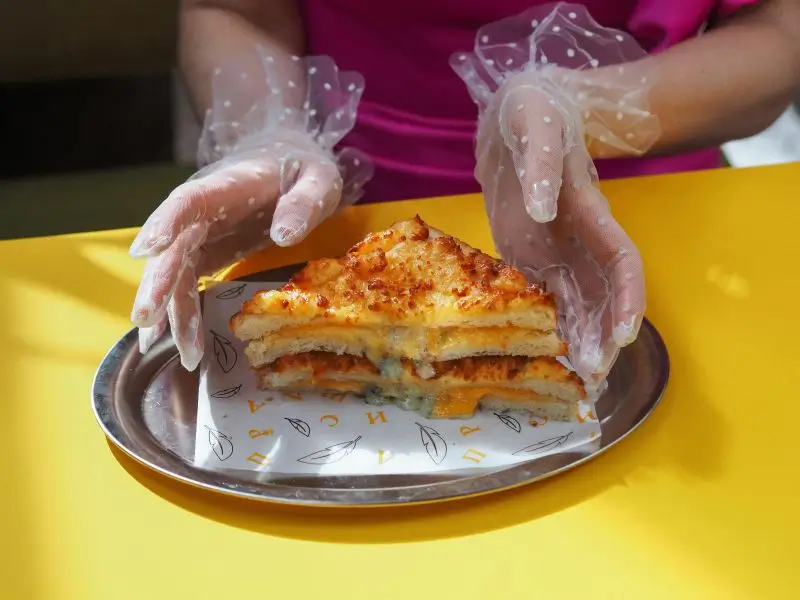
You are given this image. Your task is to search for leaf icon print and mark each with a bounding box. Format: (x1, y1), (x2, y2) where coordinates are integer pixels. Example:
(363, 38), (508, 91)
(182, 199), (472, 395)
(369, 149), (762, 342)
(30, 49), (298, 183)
(512, 432), (573, 456)
(416, 422), (447, 465)
(494, 412), (522, 433)
(285, 417), (311, 437)
(215, 283), (247, 300)
(210, 384), (242, 399)
(297, 437), (362, 465)
(205, 426), (234, 461)
(210, 330), (238, 373)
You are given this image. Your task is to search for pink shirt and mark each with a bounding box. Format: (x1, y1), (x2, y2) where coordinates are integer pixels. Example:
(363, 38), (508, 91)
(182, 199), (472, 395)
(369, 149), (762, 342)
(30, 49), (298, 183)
(300, 0), (757, 202)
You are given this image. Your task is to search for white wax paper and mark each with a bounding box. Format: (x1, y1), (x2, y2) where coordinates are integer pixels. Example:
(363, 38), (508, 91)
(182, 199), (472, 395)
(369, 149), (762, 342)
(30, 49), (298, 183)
(193, 281), (601, 476)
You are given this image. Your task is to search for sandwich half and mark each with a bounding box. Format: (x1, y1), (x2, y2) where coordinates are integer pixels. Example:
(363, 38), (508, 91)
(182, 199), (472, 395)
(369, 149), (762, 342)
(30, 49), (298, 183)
(230, 216), (585, 420)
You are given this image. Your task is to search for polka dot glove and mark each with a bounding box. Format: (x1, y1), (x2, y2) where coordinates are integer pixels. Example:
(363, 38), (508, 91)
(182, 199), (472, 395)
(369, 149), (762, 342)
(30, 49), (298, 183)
(129, 50), (372, 371)
(452, 3), (661, 384)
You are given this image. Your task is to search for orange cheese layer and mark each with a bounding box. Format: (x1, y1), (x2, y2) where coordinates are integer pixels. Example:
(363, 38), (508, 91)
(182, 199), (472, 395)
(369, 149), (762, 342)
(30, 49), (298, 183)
(273, 379), (563, 419)
(262, 352), (582, 387)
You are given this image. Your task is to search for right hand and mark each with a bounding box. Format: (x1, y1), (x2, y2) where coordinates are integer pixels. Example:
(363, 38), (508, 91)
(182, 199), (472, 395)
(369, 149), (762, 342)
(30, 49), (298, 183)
(129, 137), (371, 371)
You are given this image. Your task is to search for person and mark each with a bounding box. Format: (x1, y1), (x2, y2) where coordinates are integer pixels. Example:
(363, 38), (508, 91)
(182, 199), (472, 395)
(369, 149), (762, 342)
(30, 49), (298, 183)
(129, 0), (799, 383)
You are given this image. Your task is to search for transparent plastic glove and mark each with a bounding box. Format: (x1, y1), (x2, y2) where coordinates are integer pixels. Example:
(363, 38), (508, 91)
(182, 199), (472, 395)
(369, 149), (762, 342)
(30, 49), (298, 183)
(452, 3), (660, 383)
(129, 50), (372, 371)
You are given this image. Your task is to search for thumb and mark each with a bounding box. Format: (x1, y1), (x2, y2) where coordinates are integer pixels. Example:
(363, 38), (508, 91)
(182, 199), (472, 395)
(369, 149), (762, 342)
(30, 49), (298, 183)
(270, 157), (343, 247)
(498, 85), (565, 223)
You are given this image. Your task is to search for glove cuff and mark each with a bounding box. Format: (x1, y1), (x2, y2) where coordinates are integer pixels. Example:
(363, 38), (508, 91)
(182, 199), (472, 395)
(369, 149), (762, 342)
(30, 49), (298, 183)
(197, 48), (366, 167)
(451, 2), (660, 156)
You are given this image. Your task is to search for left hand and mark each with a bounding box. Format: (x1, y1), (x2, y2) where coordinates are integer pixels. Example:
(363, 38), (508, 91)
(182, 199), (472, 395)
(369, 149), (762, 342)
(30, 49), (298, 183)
(452, 3), (661, 383)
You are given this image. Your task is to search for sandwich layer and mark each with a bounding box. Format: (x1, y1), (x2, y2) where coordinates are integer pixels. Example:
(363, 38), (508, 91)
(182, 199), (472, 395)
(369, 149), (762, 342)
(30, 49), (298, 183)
(243, 323), (566, 367)
(231, 216), (558, 338)
(255, 352), (584, 420)
(230, 217), (584, 420)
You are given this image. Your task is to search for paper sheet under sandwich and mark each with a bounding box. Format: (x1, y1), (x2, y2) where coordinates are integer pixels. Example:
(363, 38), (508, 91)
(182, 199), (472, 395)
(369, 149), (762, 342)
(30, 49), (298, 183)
(193, 281), (601, 476)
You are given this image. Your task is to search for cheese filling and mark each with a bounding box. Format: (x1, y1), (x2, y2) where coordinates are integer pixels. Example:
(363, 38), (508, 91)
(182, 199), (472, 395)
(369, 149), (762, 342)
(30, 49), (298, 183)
(245, 323), (565, 367)
(268, 378), (568, 419)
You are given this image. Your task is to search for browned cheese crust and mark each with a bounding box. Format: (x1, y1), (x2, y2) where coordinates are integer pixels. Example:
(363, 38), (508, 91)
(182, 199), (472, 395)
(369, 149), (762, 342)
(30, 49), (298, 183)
(230, 216), (557, 334)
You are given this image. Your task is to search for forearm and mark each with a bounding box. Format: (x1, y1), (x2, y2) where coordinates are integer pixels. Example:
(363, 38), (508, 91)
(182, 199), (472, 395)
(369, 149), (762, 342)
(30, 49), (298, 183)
(179, 0), (305, 120)
(604, 0), (800, 157)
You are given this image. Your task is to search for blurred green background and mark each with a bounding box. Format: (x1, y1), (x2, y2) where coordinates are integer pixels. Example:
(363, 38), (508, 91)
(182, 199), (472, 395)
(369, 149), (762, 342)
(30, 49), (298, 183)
(0, 0), (189, 239)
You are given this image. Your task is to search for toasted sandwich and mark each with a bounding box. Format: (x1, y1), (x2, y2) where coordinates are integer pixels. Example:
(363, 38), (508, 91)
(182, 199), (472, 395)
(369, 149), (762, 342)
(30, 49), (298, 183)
(230, 216), (585, 420)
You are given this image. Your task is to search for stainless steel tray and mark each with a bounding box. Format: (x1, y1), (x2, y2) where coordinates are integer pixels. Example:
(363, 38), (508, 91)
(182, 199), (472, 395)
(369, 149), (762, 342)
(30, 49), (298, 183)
(92, 267), (669, 507)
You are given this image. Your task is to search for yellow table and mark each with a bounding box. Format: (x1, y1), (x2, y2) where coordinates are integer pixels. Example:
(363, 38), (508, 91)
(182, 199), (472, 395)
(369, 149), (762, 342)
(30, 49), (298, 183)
(1, 163), (799, 600)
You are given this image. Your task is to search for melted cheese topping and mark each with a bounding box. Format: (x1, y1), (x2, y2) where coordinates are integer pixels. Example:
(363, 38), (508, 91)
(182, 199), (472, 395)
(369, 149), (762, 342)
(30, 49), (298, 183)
(232, 216), (557, 331)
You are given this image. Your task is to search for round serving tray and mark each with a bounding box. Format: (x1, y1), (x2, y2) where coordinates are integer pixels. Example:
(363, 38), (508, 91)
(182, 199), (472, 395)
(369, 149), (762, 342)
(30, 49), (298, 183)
(92, 267), (669, 507)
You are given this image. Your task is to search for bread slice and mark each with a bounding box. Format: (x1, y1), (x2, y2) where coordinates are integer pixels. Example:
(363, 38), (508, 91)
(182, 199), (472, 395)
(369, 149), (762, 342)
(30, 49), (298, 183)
(230, 216), (584, 420)
(231, 216), (559, 340)
(242, 324), (565, 367)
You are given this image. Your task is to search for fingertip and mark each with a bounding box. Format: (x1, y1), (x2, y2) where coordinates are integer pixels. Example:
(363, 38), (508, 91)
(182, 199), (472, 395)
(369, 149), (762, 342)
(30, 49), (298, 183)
(138, 327), (153, 354)
(181, 347), (203, 372)
(612, 313), (643, 347)
(138, 320), (165, 354)
(271, 192), (323, 247)
(132, 290), (171, 327)
(572, 339), (620, 383)
(270, 218), (309, 247)
(575, 344), (602, 378)
(524, 179), (559, 222)
(180, 321), (204, 371)
(131, 302), (156, 328)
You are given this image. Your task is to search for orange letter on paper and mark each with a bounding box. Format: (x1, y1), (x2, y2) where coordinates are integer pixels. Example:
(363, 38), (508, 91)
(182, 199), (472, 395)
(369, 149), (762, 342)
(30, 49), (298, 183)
(320, 414), (339, 427)
(366, 411), (387, 425)
(248, 399), (270, 413)
(462, 449), (487, 464)
(247, 452), (270, 466)
(248, 428), (273, 439)
(459, 425), (481, 436)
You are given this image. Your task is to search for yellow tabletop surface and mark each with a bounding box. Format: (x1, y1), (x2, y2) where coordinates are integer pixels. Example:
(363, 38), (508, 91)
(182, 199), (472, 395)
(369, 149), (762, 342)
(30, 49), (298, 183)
(2, 163), (799, 600)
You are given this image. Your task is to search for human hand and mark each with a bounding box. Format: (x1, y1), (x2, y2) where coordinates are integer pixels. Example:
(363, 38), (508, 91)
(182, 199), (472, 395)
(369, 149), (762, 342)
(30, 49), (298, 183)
(452, 3), (660, 382)
(129, 52), (371, 371)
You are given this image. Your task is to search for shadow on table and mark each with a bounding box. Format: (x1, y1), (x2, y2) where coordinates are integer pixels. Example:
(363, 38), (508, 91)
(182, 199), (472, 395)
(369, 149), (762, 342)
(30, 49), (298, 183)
(0, 232), (137, 321)
(111, 394), (678, 545)
(111, 442), (614, 542)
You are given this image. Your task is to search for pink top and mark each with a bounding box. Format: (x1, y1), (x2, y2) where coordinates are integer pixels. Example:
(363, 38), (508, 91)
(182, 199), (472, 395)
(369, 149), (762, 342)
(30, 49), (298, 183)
(300, 0), (757, 202)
